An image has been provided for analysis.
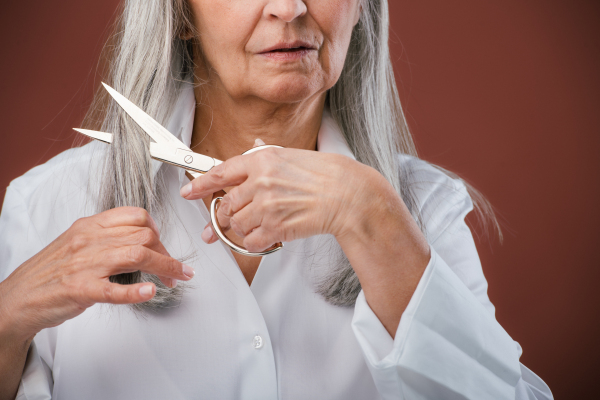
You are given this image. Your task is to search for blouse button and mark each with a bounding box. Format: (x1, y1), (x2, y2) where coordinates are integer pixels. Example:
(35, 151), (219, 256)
(253, 335), (263, 349)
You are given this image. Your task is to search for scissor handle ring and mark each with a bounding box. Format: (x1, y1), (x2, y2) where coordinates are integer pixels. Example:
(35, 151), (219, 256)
(210, 197), (283, 257)
(240, 144), (283, 155)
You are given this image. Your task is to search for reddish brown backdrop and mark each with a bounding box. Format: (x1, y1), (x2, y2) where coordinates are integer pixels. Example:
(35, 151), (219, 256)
(1, 1), (598, 398)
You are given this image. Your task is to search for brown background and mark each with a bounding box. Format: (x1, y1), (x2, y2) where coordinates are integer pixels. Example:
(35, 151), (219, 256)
(1, 1), (598, 398)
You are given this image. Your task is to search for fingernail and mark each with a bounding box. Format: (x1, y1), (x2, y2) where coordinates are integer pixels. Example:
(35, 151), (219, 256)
(254, 138), (266, 146)
(171, 279), (178, 288)
(182, 264), (195, 279)
(139, 285), (153, 297)
(201, 225), (213, 243)
(180, 183), (192, 198)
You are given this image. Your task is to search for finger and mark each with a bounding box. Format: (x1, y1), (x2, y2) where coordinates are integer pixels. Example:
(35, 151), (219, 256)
(158, 275), (178, 288)
(94, 207), (160, 239)
(216, 185), (254, 231)
(99, 226), (169, 255)
(243, 226), (281, 253)
(94, 227), (177, 287)
(181, 156), (250, 200)
(201, 224), (219, 244)
(106, 246), (195, 281)
(228, 202), (263, 238)
(90, 281), (157, 304)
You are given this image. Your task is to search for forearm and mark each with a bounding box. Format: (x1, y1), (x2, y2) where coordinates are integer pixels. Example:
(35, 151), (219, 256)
(336, 178), (430, 338)
(0, 310), (33, 400)
(0, 275), (42, 400)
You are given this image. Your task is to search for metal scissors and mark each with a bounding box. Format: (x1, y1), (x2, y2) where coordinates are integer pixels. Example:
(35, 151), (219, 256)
(74, 83), (283, 257)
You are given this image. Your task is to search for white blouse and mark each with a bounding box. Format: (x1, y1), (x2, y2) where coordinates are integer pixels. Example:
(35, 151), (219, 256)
(0, 84), (552, 399)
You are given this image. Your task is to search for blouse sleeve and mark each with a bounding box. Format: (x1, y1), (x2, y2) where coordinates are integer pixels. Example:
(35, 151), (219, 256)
(0, 186), (54, 399)
(350, 170), (553, 400)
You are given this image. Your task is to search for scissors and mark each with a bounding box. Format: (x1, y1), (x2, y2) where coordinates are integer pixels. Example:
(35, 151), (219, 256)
(74, 83), (283, 257)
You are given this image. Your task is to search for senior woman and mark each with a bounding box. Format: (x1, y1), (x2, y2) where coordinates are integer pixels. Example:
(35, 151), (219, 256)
(0, 0), (552, 399)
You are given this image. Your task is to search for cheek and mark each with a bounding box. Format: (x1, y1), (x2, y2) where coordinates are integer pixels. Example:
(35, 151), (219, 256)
(188, 1), (256, 79)
(311, 0), (360, 85)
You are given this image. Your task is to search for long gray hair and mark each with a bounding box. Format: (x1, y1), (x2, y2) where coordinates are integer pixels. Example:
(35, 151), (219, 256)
(83, 0), (500, 310)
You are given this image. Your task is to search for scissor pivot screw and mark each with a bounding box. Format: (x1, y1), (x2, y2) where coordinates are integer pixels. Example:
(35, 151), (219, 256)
(184, 155), (193, 164)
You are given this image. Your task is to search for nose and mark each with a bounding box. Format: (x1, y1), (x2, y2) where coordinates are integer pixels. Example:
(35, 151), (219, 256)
(263, 0), (307, 23)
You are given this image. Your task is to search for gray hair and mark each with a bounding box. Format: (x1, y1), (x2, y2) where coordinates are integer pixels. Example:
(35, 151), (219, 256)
(83, 0), (500, 310)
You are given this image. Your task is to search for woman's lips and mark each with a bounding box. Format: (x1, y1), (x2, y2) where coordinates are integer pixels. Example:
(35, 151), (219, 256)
(259, 47), (315, 61)
(258, 41), (317, 61)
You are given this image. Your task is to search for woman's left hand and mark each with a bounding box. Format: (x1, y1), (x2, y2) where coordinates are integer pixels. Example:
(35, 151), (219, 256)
(179, 143), (380, 252)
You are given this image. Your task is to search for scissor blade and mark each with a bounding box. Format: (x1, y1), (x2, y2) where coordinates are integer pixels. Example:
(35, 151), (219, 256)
(101, 82), (191, 151)
(74, 128), (113, 144)
(73, 128), (211, 178)
(148, 143), (219, 174)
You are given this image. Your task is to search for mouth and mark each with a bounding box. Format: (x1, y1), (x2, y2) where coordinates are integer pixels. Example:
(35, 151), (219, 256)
(272, 46), (308, 53)
(259, 41), (317, 59)
(268, 46), (311, 53)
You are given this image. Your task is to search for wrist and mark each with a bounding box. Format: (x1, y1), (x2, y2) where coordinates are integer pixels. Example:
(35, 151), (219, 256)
(0, 281), (37, 347)
(330, 164), (386, 239)
(333, 165), (399, 241)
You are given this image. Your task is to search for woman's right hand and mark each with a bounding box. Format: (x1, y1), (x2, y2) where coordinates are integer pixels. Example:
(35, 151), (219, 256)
(0, 206), (195, 343)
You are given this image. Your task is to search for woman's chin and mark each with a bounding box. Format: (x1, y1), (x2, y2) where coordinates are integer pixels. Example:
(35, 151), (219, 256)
(251, 77), (326, 104)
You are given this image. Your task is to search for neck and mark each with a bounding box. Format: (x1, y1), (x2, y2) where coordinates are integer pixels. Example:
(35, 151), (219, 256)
(189, 76), (326, 161)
